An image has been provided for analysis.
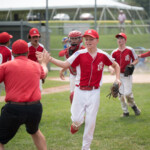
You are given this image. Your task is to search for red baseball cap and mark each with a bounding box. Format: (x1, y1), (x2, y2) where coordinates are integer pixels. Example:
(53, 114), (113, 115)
(12, 39), (29, 54)
(83, 29), (99, 39)
(115, 32), (127, 40)
(29, 28), (40, 37)
(0, 32), (13, 43)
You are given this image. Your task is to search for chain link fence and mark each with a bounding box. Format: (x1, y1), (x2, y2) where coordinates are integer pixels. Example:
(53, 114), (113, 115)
(0, 20), (150, 72)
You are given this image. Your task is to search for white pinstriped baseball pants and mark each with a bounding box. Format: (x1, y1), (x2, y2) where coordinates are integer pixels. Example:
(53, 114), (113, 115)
(71, 86), (100, 150)
(119, 73), (135, 113)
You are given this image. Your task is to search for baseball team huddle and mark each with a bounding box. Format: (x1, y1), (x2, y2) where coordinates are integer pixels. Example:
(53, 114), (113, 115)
(0, 27), (148, 150)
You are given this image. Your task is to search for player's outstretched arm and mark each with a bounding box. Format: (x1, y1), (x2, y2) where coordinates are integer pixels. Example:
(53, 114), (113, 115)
(49, 53), (70, 68)
(36, 50), (70, 69)
(49, 56), (70, 68)
(139, 51), (150, 58)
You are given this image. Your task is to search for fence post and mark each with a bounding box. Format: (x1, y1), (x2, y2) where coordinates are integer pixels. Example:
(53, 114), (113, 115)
(46, 0), (51, 71)
(20, 19), (23, 39)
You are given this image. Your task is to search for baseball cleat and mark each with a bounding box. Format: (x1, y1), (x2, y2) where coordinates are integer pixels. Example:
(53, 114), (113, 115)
(121, 112), (129, 117)
(70, 122), (80, 134)
(135, 109), (141, 116)
(70, 124), (79, 134)
(132, 105), (141, 116)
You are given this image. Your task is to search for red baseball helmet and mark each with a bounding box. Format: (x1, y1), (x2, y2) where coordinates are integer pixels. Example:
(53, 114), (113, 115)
(68, 30), (82, 38)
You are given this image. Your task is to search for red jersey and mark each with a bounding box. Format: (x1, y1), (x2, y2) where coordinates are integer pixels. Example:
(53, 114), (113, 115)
(59, 44), (85, 75)
(111, 46), (137, 73)
(0, 56), (46, 102)
(28, 42), (44, 62)
(140, 51), (150, 58)
(0, 45), (12, 64)
(67, 48), (114, 87)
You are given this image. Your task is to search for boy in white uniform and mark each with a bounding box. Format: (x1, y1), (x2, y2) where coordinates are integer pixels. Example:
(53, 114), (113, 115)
(111, 32), (141, 117)
(37, 29), (121, 150)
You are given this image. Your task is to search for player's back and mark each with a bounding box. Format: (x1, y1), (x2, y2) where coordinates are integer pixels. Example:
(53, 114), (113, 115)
(0, 57), (44, 102)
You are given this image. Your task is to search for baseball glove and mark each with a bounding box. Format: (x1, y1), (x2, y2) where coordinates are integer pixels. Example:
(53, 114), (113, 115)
(124, 64), (135, 77)
(106, 82), (119, 99)
(42, 79), (45, 84)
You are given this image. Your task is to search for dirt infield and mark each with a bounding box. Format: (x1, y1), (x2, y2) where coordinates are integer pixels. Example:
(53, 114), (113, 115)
(0, 73), (150, 102)
(47, 73), (150, 84)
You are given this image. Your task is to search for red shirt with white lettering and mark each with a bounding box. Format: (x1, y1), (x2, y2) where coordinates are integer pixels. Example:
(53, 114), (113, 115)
(28, 42), (44, 62)
(111, 46), (137, 73)
(67, 48), (114, 87)
(0, 45), (12, 64)
(0, 56), (46, 102)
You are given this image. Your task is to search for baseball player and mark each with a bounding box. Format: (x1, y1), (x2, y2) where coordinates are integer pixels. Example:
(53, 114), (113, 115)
(62, 37), (70, 49)
(59, 30), (85, 103)
(0, 39), (49, 150)
(110, 32), (141, 117)
(37, 29), (121, 150)
(0, 32), (13, 96)
(27, 27), (44, 62)
(27, 27), (45, 91)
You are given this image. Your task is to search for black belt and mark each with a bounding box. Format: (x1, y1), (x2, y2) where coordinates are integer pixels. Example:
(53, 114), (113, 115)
(7, 101), (40, 105)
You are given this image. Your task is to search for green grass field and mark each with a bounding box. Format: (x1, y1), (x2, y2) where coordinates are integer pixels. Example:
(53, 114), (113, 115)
(1, 70), (150, 150)
(50, 34), (150, 51)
